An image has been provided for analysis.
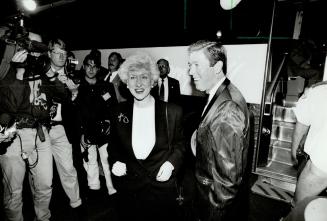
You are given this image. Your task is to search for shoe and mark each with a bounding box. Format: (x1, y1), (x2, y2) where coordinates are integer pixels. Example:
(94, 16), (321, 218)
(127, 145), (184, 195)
(86, 189), (102, 202)
(108, 188), (117, 195)
(72, 204), (88, 221)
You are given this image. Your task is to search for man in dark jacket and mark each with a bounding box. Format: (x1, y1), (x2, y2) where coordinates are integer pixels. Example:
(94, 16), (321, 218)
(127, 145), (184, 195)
(151, 58), (181, 104)
(0, 32), (53, 221)
(76, 53), (117, 196)
(188, 40), (250, 221)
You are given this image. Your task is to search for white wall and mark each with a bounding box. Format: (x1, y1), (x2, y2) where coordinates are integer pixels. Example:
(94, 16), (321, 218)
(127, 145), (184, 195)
(73, 44), (268, 104)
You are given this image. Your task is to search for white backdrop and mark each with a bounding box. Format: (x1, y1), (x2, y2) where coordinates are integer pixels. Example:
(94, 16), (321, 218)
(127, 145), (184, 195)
(73, 44), (268, 104)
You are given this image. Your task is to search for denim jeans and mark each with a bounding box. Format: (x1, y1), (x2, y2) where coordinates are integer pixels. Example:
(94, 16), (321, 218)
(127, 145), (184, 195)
(0, 127), (53, 221)
(81, 142), (116, 195)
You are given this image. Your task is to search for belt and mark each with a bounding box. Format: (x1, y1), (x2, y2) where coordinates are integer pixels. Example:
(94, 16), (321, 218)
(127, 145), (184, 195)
(196, 175), (213, 186)
(15, 117), (46, 142)
(16, 117), (38, 129)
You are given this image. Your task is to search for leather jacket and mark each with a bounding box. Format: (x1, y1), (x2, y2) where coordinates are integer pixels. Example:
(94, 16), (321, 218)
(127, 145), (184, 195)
(195, 80), (250, 210)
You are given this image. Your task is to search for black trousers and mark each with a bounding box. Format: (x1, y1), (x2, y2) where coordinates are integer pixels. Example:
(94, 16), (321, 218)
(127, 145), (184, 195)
(115, 183), (180, 221)
(195, 184), (249, 221)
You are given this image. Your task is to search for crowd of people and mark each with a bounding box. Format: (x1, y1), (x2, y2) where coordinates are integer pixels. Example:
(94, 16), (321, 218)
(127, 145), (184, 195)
(0, 28), (326, 221)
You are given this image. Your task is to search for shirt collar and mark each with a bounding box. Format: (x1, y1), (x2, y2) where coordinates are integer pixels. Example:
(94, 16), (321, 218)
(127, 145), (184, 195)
(51, 66), (65, 75)
(207, 76), (226, 103)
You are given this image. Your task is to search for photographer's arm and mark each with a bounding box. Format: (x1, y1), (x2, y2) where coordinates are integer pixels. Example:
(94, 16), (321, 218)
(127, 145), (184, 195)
(291, 121), (309, 165)
(0, 44), (16, 81)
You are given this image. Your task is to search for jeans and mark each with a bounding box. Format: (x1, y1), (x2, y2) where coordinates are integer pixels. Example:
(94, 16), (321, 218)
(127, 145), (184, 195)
(81, 142), (116, 195)
(0, 127), (53, 221)
(48, 125), (82, 208)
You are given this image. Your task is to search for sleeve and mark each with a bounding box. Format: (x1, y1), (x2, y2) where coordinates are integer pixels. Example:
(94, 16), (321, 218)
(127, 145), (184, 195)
(292, 89), (312, 126)
(0, 69), (30, 114)
(0, 44), (16, 81)
(209, 101), (247, 209)
(167, 104), (185, 173)
(107, 105), (123, 167)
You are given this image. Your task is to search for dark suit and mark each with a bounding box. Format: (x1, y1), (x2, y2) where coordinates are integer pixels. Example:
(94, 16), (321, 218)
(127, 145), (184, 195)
(108, 99), (185, 221)
(194, 78), (250, 221)
(151, 76), (181, 104)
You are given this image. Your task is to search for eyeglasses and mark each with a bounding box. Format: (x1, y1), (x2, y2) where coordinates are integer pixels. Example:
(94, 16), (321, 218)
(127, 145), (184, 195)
(51, 50), (67, 57)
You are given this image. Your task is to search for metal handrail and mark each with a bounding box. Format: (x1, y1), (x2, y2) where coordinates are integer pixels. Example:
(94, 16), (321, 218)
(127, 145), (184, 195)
(264, 53), (288, 116)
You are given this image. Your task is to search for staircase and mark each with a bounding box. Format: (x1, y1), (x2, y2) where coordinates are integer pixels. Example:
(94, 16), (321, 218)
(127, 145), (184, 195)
(252, 104), (298, 203)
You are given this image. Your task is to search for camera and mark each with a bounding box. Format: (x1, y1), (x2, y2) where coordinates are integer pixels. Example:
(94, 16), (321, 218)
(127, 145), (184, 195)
(66, 57), (81, 84)
(0, 14), (48, 54)
(1, 14), (50, 80)
(11, 53), (51, 80)
(84, 119), (111, 146)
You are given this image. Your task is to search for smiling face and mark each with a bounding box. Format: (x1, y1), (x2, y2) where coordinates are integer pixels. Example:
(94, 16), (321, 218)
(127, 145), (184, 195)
(127, 69), (153, 101)
(188, 50), (219, 93)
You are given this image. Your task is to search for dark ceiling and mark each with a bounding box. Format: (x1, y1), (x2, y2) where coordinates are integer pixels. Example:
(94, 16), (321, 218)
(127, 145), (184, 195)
(0, 0), (326, 50)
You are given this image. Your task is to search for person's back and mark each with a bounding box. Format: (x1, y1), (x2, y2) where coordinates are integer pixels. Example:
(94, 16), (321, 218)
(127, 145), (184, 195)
(292, 82), (327, 204)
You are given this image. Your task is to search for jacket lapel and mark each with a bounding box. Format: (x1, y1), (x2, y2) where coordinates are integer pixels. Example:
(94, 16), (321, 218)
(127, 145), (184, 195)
(200, 78), (230, 126)
(120, 101), (134, 157)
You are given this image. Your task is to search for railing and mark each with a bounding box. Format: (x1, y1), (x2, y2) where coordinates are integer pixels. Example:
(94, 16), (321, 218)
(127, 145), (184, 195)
(257, 53), (288, 167)
(264, 53), (288, 116)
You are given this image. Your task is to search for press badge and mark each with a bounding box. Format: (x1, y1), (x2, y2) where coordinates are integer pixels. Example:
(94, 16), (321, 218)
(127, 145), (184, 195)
(102, 92), (111, 101)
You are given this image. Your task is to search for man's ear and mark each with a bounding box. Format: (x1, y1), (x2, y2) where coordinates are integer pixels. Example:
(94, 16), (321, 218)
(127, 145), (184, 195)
(213, 60), (223, 75)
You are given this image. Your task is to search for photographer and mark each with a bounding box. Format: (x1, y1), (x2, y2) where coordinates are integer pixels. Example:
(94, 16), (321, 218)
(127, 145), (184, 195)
(40, 38), (85, 220)
(76, 53), (117, 198)
(0, 32), (53, 221)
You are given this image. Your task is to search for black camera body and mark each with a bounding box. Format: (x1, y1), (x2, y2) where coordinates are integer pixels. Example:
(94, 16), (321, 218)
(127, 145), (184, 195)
(1, 17), (48, 54)
(1, 15), (50, 81)
(84, 119), (111, 146)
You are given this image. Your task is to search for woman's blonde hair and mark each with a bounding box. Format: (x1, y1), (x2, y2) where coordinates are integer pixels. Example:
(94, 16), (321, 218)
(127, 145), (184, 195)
(118, 52), (160, 85)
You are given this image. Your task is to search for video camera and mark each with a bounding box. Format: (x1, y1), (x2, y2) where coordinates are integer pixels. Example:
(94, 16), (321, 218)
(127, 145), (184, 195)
(1, 14), (48, 53)
(0, 14), (50, 80)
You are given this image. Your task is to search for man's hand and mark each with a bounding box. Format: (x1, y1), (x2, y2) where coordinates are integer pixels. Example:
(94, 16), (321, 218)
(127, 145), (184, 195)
(156, 161), (174, 182)
(112, 161), (127, 176)
(80, 134), (90, 149)
(0, 123), (17, 143)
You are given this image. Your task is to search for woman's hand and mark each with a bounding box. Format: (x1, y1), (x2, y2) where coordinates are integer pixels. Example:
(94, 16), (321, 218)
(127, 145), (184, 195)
(156, 161), (174, 182)
(112, 161), (127, 176)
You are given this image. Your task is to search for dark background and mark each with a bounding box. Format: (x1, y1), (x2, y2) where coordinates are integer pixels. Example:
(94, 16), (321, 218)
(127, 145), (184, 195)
(1, 0), (326, 50)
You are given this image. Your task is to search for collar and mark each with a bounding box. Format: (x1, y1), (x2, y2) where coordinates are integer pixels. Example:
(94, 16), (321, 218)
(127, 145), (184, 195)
(207, 76), (226, 104)
(51, 66), (65, 75)
(111, 71), (118, 79)
(160, 76), (167, 82)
